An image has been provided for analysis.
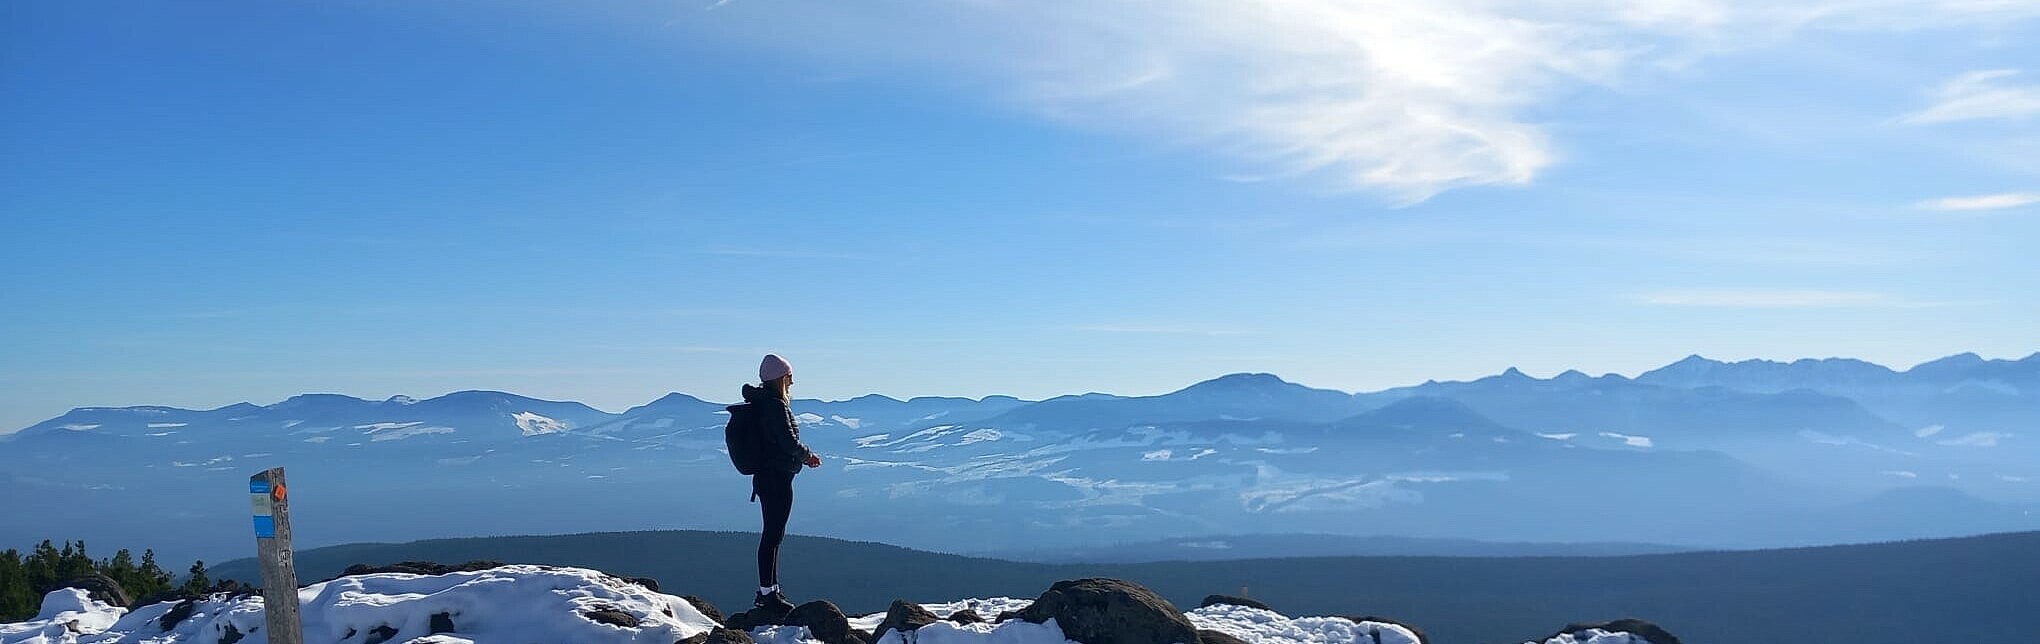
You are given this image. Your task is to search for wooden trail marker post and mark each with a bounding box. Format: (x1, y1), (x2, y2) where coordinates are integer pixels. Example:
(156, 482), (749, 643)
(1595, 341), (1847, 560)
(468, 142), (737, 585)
(249, 467), (304, 644)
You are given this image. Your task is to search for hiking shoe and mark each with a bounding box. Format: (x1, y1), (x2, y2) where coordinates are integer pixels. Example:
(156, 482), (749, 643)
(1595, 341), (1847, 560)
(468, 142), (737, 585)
(753, 590), (795, 612)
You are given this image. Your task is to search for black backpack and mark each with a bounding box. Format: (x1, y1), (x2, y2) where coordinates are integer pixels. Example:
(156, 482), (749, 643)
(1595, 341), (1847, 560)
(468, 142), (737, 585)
(725, 403), (767, 475)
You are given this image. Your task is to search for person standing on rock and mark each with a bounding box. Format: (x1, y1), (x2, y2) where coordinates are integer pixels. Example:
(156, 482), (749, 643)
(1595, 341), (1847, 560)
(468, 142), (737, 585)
(739, 353), (821, 612)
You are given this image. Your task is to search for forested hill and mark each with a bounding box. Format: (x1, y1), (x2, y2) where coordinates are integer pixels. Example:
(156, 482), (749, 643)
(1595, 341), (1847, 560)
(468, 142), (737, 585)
(211, 529), (2040, 644)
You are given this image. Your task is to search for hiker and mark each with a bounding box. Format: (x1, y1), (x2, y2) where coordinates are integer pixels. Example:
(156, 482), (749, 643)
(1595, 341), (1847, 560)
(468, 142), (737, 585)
(737, 353), (821, 612)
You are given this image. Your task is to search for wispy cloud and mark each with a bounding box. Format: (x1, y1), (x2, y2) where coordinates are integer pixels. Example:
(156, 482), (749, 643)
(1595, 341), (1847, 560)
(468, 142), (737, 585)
(1637, 288), (1905, 308)
(1072, 323), (1256, 336)
(1903, 69), (2040, 124)
(1914, 191), (2040, 211)
(704, 1), (2040, 202)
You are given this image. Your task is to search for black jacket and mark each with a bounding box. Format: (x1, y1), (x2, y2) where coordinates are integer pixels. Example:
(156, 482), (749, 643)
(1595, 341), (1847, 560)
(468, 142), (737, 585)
(738, 384), (812, 475)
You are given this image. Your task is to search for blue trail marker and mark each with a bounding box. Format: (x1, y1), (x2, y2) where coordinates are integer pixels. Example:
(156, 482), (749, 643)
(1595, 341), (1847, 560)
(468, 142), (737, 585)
(249, 467), (304, 644)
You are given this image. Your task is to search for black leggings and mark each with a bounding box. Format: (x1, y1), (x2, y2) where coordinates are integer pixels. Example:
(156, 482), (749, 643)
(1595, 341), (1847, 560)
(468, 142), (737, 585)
(754, 471), (795, 588)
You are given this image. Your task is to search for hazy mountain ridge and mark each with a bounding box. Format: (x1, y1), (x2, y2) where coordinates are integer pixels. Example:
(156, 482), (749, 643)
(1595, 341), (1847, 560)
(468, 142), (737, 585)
(4, 352), (2036, 570)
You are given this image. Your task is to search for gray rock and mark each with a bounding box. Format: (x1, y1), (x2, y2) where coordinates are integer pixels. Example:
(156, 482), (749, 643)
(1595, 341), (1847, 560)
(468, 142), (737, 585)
(1012, 578), (1199, 644)
(784, 600), (865, 644)
(872, 599), (941, 641)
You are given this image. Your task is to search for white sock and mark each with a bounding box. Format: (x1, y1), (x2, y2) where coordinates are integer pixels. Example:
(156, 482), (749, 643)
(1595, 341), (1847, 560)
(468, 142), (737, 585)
(759, 585), (779, 595)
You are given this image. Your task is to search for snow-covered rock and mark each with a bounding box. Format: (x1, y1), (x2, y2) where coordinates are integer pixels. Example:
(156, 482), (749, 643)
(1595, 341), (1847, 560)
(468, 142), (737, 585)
(0, 589), (124, 644)
(1186, 604), (1422, 644)
(2, 566), (718, 644)
(5, 568), (1678, 644)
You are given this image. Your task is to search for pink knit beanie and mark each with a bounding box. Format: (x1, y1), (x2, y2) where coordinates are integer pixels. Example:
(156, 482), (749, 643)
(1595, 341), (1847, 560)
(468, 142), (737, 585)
(759, 354), (793, 382)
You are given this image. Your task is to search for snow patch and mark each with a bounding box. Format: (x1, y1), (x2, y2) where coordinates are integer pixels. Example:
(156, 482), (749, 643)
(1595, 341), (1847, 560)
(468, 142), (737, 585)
(20, 565), (721, 644)
(1187, 603), (1422, 644)
(304, 436), (333, 444)
(146, 422), (187, 428)
(1598, 432), (1653, 448)
(854, 433), (892, 448)
(797, 412), (827, 425)
(1881, 470), (1919, 478)
(1, 588), (122, 642)
(512, 411), (570, 436)
(1254, 447), (1318, 455)
(959, 428), (1004, 445)
(369, 425), (456, 442)
(831, 415), (863, 429)
(355, 421), (422, 431)
(1534, 629), (1656, 644)
(1536, 433), (1577, 441)
(57, 424), (99, 432)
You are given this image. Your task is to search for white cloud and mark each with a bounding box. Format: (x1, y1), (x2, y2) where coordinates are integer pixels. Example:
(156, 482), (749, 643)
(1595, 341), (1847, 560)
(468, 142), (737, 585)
(700, 0), (2040, 202)
(1637, 288), (1898, 308)
(1915, 192), (2040, 210)
(1903, 69), (2040, 124)
(1916, 424), (1946, 437)
(1938, 431), (2012, 447)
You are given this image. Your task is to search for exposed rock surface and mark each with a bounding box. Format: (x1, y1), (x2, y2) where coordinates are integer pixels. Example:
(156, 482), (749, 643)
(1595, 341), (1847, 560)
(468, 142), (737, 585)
(1011, 577), (1201, 644)
(1199, 594), (1270, 612)
(872, 599), (941, 641)
(1543, 619), (1683, 644)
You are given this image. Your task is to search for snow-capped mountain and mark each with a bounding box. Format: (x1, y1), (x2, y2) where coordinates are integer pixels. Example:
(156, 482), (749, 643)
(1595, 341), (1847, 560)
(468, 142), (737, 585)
(3, 353), (2036, 566)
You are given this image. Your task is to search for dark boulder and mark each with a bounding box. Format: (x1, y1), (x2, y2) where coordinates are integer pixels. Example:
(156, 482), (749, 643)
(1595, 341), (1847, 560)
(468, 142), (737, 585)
(1546, 619), (1682, 644)
(625, 576), (662, 593)
(948, 608), (986, 625)
(1341, 615), (1430, 644)
(784, 600), (865, 644)
(341, 561), (504, 577)
(362, 624), (400, 644)
(1198, 595), (1271, 612)
(1199, 629), (1250, 644)
(872, 599), (941, 641)
(1012, 578), (1200, 644)
(430, 611), (457, 633)
(677, 628), (757, 644)
(584, 605), (641, 628)
(59, 574), (130, 608)
(723, 602), (792, 632)
(681, 595), (725, 624)
(159, 599), (198, 632)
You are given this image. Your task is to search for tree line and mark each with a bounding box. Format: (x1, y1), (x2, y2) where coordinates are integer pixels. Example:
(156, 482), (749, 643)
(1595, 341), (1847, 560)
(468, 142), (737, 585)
(0, 540), (210, 622)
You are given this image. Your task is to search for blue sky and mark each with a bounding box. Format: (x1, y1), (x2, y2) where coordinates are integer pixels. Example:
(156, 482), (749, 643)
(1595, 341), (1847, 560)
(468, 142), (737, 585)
(3, 0), (2038, 431)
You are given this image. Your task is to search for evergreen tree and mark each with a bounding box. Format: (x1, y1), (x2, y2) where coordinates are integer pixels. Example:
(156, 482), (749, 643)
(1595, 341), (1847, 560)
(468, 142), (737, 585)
(0, 549), (33, 622)
(103, 549), (139, 599)
(56, 540), (95, 581)
(136, 549), (172, 598)
(182, 560), (210, 596)
(25, 540), (58, 593)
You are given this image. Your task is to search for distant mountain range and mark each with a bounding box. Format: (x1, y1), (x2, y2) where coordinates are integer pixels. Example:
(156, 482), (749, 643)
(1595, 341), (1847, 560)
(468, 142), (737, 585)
(207, 528), (2040, 644)
(5, 352), (2037, 568)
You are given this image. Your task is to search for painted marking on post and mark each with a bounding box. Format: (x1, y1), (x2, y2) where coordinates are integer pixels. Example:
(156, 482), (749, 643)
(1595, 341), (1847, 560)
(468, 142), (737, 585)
(252, 479), (276, 537)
